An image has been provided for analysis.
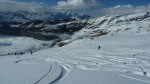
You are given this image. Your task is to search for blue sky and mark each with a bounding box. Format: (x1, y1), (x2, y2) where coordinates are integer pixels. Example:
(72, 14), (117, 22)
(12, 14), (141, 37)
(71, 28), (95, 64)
(0, 0), (150, 16)
(99, 0), (150, 7)
(11, 0), (150, 7)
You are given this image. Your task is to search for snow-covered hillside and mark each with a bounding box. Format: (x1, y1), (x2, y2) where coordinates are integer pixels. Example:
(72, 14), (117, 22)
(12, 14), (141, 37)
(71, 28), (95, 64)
(0, 12), (150, 84)
(0, 11), (90, 25)
(1, 31), (150, 84)
(0, 35), (55, 56)
(74, 12), (150, 39)
(16, 12), (150, 41)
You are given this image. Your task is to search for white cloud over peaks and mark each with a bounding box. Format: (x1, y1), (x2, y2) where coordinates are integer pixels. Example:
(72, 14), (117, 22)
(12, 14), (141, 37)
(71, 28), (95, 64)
(0, 1), (54, 13)
(54, 0), (100, 10)
(0, 0), (9, 2)
(92, 4), (150, 16)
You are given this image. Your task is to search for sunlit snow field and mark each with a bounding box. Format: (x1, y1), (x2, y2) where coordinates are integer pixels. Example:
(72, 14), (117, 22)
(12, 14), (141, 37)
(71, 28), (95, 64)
(0, 31), (150, 84)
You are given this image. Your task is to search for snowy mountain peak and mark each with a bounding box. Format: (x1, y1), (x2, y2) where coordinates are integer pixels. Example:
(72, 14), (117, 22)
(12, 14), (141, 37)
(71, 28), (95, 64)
(0, 11), (91, 23)
(1, 12), (150, 43)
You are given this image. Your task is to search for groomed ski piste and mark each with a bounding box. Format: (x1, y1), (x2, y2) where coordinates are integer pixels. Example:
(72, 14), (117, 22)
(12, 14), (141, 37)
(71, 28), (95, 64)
(1, 13), (150, 84)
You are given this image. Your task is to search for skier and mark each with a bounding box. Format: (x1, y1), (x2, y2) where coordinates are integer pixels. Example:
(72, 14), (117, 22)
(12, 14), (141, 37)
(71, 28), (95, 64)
(20, 52), (24, 55)
(98, 46), (101, 50)
(30, 50), (33, 54)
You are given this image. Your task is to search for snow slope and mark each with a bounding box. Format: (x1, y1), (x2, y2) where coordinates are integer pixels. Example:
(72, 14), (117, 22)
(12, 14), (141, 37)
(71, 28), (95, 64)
(1, 12), (150, 84)
(40, 32), (150, 84)
(0, 56), (64, 84)
(0, 35), (54, 56)
(1, 31), (150, 84)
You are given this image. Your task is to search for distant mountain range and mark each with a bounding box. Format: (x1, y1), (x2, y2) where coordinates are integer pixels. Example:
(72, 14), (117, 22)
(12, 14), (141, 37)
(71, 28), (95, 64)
(0, 11), (150, 47)
(0, 11), (90, 26)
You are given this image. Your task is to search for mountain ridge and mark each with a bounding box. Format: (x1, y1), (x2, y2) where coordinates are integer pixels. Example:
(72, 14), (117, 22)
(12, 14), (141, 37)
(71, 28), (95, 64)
(0, 11), (90, 26)
(0, 12), (150, 46)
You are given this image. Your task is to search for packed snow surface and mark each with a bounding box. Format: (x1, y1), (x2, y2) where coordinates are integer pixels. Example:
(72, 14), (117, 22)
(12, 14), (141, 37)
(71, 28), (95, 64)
(0, 31), (150, 84)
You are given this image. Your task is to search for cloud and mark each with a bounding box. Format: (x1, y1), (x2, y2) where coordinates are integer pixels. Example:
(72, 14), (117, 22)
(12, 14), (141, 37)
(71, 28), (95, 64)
(0, 0), (10, 2)
(1, 0), (149, 18)
(0, 0), (55, 13)
(54, 0), (100, 10)
(92, 4), (150, 16)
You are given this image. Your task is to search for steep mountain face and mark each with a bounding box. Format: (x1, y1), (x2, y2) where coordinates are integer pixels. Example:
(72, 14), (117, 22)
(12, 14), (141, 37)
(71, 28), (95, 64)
(0, 11), (90, 27)
(19, 18), (88, 34)
(1, 12), (150, 46)
(75, 12), (150, 38)
(18, 12), (150, 35)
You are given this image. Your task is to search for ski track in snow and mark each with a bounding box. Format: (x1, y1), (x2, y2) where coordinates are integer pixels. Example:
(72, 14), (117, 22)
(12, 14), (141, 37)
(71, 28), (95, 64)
(118, 73), (150, 83)
(44, 48), (148, 71)
(34, 65), (52, 84)
(11, 57), (66, 84)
